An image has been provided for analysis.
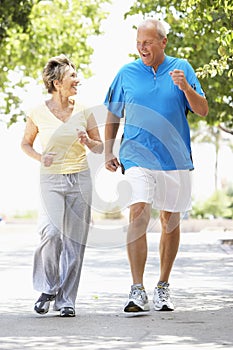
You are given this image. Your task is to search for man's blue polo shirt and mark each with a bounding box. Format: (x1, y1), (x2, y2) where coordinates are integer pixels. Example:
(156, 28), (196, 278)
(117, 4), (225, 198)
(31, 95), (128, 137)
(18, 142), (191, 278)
(104, 56), (205, 171)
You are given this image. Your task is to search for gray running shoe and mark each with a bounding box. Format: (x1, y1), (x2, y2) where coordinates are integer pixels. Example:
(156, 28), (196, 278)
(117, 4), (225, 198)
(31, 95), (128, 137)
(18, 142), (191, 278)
(34, 293), (56, 314)
(124, 285), (150, 313)
(153, 282), (174, 311)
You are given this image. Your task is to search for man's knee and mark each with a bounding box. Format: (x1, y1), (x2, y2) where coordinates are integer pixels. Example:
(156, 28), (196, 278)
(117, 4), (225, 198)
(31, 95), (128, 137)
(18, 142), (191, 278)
(160, 211), (180, 234)
(130, 202), (150, 220)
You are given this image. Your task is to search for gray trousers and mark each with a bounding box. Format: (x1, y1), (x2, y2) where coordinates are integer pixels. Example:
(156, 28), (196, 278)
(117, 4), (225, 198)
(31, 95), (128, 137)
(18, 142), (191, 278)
(33, 170), (92, 310)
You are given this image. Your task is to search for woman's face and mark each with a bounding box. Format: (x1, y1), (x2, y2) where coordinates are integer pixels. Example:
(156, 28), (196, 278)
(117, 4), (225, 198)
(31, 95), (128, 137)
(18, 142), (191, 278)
(58, 66), (80, 97)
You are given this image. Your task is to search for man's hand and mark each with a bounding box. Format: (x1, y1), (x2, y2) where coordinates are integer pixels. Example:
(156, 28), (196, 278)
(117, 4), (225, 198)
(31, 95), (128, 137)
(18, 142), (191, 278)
(169, 69), (190, 92)
(105, 154), (120, 172)
(170, 69), (208, 116)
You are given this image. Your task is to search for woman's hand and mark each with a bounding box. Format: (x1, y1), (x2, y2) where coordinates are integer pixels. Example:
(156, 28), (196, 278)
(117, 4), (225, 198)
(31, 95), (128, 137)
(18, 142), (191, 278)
(77, 129), (89, 145)
(77, 128), (103, 153)
(41, 152), (57, 167)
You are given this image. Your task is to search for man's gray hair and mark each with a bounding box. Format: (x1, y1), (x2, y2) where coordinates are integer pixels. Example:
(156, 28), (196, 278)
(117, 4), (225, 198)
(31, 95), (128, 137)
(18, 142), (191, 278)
(138, 19), (167, 39)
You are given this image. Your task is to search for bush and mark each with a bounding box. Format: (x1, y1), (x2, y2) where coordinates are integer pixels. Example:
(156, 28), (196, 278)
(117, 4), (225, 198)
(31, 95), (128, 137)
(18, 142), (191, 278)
(102, 206), (123, 220)
(191, 190), (232, 219)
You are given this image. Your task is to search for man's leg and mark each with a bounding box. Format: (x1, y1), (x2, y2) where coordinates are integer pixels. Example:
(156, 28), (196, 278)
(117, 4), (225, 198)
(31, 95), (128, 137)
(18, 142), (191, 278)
(124, 202), (151, 313)
(127, 202), (151, 285)
(153, 210), (180, 311)
(159, 210), (180, 282)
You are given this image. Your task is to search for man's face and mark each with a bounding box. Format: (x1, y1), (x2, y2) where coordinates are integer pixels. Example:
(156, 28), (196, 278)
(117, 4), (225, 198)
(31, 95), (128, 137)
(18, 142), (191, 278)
(136, 25), (167, 68)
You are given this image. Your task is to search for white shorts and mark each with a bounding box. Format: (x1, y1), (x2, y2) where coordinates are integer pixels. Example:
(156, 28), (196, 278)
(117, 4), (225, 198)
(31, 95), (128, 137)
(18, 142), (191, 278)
(124, 167), (192, 212)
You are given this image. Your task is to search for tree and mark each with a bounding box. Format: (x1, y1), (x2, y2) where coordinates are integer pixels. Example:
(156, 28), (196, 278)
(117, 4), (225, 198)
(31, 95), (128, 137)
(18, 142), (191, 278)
(0, 0), (110, 125)
(125, 0), (233, 133)
(0, 0), (36, 43)
(191, 122), (233, 191)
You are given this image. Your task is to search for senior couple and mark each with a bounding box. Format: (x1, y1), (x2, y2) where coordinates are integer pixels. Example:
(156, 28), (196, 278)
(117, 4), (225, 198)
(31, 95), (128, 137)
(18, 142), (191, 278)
(21, 19), (208, 317)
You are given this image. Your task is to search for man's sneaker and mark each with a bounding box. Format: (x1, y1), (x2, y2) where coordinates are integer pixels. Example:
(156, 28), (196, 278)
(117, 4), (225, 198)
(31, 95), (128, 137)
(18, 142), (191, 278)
(60, 307), (75, 317)
(124, 285), (150, 313)
(34, 293), (56, 314)
(153, 282), (174, 311)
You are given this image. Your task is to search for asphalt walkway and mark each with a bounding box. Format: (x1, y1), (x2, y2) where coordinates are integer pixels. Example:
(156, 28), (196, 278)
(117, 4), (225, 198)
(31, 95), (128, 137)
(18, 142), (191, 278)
(0, 221), (232, 350)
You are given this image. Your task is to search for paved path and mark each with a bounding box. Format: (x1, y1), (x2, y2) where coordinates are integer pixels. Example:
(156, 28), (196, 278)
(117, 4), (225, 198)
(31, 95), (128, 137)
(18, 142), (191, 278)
(0, 222), (233, 350)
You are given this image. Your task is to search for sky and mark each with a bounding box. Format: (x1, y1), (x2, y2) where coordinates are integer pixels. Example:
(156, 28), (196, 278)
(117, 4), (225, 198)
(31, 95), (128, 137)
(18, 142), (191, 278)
(0, 0), (232, 216)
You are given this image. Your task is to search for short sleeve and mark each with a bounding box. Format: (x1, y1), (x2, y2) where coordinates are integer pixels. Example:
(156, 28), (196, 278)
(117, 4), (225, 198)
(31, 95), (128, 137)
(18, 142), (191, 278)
(26, 104), (42, 126)
(185, 61), (205, 97)
(104, 71), (125, 118)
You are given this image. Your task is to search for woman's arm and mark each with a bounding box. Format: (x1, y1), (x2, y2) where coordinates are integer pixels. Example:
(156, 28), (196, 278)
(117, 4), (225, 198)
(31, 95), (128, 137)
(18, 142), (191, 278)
(21, 117), (41, 162)
(77, 113), (103, 154)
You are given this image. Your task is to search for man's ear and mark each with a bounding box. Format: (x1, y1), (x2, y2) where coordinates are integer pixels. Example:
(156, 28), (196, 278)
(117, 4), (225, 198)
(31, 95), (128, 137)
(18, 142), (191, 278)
(161, 37), (167, 49)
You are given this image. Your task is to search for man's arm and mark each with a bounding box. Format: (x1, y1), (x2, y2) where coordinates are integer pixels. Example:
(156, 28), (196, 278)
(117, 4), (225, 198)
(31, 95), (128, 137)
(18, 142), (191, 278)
(170, 69), (209, 117)
(105, 110), (121, 172)
(183, 85), (209, 117)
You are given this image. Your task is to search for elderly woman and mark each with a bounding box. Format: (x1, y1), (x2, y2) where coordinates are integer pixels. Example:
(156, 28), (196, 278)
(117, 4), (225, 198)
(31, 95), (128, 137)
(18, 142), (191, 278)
(21, 54), (103, 317)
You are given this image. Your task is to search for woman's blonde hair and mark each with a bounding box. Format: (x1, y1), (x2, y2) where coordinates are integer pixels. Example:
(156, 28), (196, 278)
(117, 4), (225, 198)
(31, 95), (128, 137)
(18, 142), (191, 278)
(42, 54), (76, 93)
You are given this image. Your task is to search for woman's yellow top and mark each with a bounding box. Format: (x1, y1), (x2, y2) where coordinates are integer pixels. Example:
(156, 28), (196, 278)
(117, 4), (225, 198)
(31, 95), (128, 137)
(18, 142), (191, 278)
(28, 100), (91, 174)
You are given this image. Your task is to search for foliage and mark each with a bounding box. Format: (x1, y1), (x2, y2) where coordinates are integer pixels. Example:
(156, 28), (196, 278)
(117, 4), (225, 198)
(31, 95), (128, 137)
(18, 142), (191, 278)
(12, 210), (38, 220)
(151, 208), (159, 219)
(0, 0), (110, 125)
(0, 0), (36, 43)
(125, 0), (233, 132)
(191, 189), (233, 219)
(225, 186), (233, 219)
(191, 122), (233, 191)
(103, 206), (123, 219)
